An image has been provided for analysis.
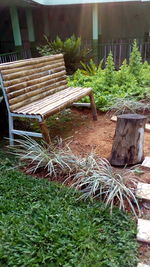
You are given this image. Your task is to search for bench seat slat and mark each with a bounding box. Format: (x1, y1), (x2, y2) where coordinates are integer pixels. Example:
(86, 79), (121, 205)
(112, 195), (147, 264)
(10, 83), (68, 111)
(13, 87), (88, 113)
(13, 87), (92, 118)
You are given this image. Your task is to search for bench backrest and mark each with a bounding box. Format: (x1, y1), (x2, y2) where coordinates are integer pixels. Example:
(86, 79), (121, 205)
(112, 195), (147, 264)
(0, 54), (67, 112)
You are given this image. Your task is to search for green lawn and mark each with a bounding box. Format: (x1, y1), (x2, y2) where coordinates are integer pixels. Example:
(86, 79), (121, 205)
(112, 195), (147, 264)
(0, 149), (138, 267)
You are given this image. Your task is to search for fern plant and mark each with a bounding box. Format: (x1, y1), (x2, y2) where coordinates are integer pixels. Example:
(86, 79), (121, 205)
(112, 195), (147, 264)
(37, 35), (90, 74)
(80, 59), (103, 76)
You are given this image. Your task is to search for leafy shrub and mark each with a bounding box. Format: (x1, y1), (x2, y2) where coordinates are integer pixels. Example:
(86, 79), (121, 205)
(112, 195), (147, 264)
(104, 51), (115, 88)
(129, 39), (142, 83)
(37, 35), (90, 74)
(80, 58), (103, 76)
(68, 40), (149, 111)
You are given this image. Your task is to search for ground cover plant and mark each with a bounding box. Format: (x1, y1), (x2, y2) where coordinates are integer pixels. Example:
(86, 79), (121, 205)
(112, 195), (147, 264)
(68, 40), (150, 111)
(0, 148), (138, 266)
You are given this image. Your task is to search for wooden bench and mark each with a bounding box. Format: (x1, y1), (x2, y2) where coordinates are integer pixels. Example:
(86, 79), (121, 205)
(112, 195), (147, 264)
(0, 54), (97, 145)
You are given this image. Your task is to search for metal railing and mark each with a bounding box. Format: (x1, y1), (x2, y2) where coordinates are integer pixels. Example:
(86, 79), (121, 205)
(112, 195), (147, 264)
(0, 49), (32, 64)
(0, 40), (150, 69)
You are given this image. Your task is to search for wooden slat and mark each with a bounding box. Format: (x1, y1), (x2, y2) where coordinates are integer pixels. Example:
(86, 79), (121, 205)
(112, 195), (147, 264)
(3, 60), (64, 86)
(9, 80), (67, 105)
(10, 85), (68, 111)
(1, 57), (64, 76)
(7, 71), (66, 94)
(3, 60), (65, 82)
(40, 88), (91, 114)
(13, 87), (92, 115)
(0, 54), (63, 71)
(8, 78), (67, 100)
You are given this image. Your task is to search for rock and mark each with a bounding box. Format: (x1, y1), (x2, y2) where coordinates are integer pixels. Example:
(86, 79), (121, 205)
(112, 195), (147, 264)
(136, 182), (150, 201)
(137, 263), (150, 267)
(137, 219), (150, 244)
(142, 157), (150, 168)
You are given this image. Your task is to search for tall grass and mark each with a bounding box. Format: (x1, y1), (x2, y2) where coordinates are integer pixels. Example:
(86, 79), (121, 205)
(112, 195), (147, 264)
(107, 98), (150, 115)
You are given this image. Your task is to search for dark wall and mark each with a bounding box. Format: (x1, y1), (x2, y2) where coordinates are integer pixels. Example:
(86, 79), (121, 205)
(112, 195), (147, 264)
(0, 7), (14, 53)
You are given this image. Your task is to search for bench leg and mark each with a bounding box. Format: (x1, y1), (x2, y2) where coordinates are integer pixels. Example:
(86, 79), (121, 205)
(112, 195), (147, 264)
(8, 114), (14, 145)
(39, 120), (51, 145)
(89, 92), (97, 121)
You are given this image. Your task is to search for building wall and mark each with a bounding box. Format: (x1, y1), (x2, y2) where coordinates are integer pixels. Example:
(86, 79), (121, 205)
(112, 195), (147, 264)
(0, 2), (150, 55)
(0, 7), (14, 53)
(33, 4), (92, 44)
(99, 2), (150, 41)
(32, 2), (150, 45)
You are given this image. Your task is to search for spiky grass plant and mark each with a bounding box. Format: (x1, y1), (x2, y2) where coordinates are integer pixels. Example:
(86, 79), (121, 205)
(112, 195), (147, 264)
(10, 135), (79, 178)
(72, 156), (140, 217)
(107, 98), (150, 115)
(11, 136), (140, 217)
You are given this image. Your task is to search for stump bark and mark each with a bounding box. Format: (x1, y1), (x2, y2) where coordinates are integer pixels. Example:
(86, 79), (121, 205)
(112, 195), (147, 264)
(110, 114), (147, 166)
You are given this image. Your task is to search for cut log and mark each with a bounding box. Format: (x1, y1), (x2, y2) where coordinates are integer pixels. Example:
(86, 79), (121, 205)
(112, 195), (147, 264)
(110, 114), (147, 166)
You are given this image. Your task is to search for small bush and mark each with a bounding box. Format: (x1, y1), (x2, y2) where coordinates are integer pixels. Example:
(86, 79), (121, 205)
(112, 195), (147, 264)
(129, 40), (142, 83)
(68, 40), (149, 111)
(104, 51), (115, 88)
(37, 35), (90, 74)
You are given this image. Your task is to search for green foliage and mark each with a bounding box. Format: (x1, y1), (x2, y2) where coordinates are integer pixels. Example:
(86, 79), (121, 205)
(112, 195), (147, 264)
(0, 149), (138, 266)
(72, 156), (140, 217)
(104, 51), (115, 87)
(80, 59), (103, 76)
(68, 41), (150, 111)
(37, 35), (90, 74)
(129, 40), (142, 83)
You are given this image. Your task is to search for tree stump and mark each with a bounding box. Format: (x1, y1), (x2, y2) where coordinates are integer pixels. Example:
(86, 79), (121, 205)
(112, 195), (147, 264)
(110, 114), (147, 166)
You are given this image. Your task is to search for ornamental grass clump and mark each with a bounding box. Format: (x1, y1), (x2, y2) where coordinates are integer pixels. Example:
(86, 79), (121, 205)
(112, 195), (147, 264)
(11, 136), (79, 179)
(107, 98), (150, 115)
(72, 156), (140, 217)
(12, 136), (140, 217)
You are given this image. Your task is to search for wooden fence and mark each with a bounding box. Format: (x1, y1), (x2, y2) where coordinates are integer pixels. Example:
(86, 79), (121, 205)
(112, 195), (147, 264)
(98, 40), (150, 68)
